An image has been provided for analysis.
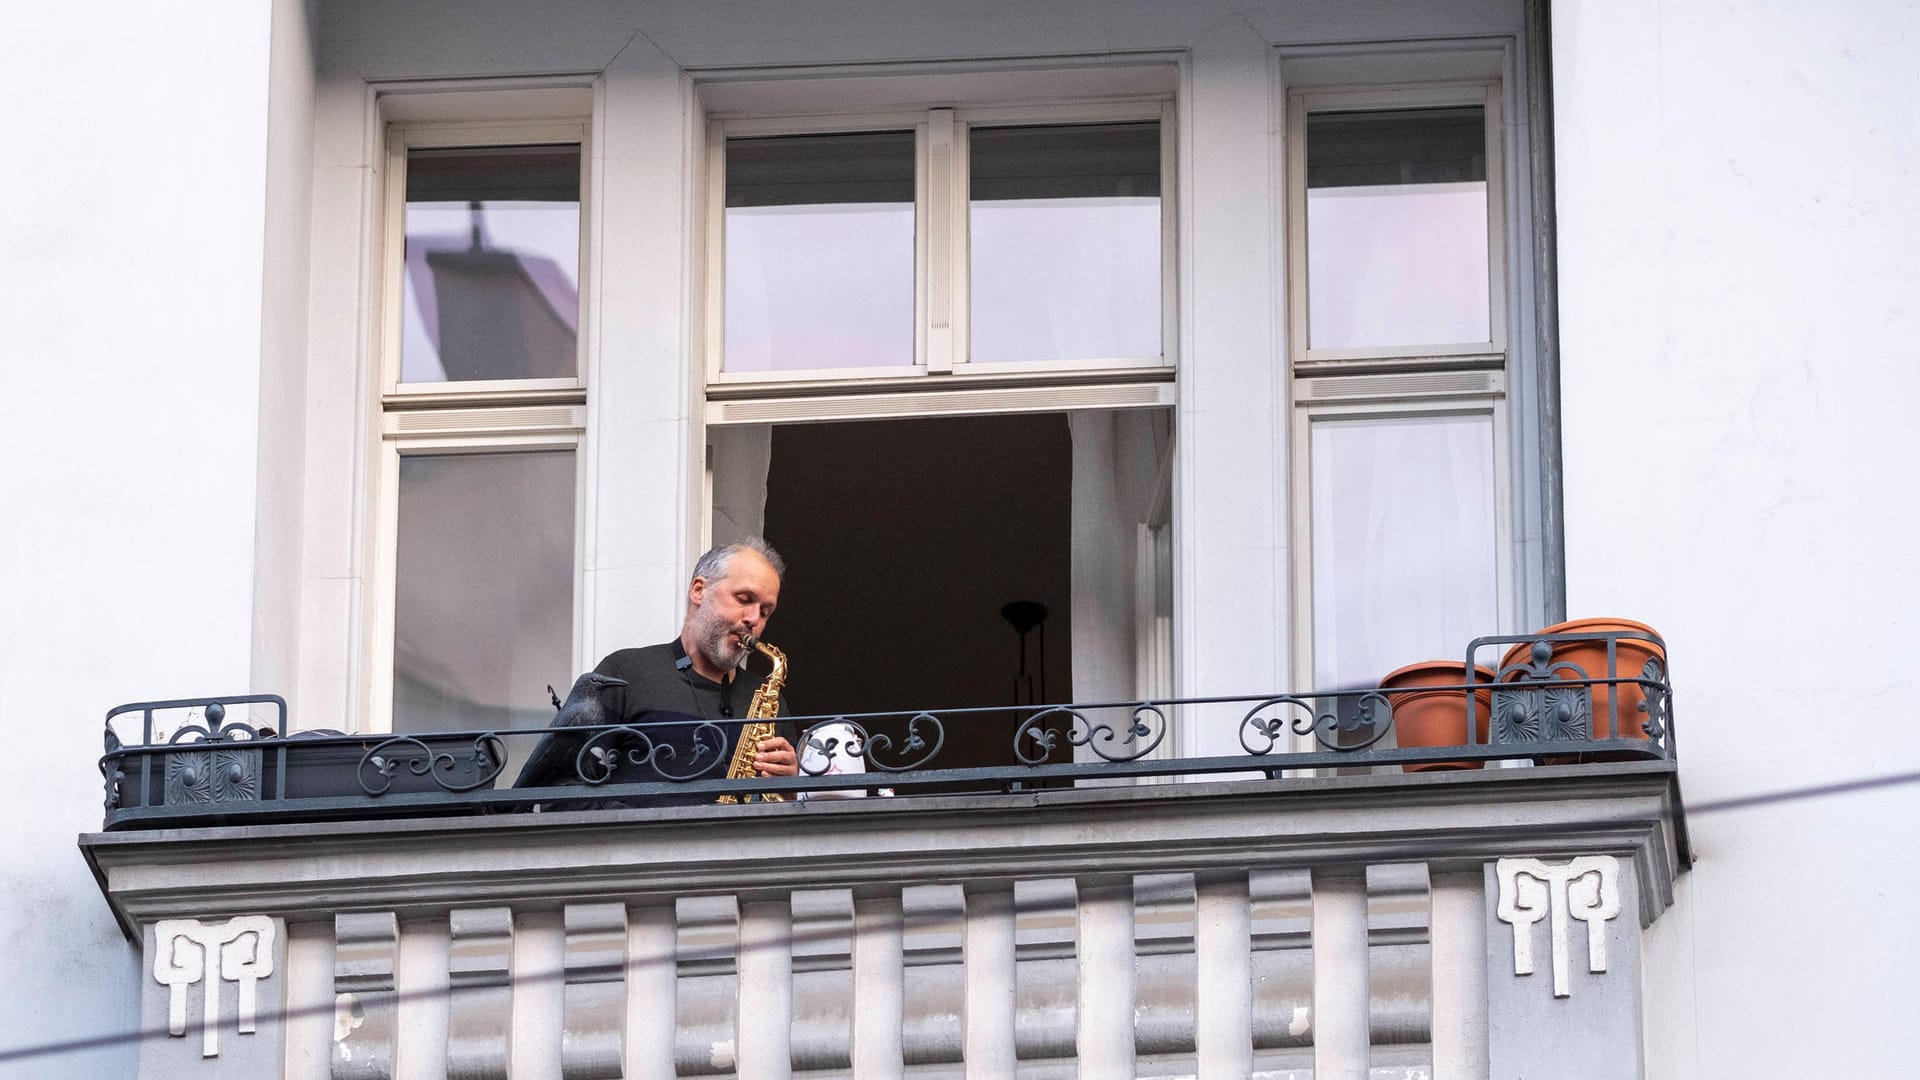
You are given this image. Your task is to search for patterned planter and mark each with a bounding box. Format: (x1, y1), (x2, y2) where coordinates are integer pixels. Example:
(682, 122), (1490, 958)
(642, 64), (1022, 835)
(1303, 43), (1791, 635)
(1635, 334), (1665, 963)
(1495, 618), (1666, 753)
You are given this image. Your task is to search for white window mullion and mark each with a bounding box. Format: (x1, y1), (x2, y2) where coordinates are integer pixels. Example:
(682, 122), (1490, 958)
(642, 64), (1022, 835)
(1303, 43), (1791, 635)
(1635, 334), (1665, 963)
(704, 118), (728, 387)
(365, 446), (402, 733)
(924, 109), (958, 374)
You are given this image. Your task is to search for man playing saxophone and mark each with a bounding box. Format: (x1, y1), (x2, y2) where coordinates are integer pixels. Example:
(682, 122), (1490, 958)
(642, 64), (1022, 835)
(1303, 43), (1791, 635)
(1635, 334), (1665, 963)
(514, 538), (798, 799)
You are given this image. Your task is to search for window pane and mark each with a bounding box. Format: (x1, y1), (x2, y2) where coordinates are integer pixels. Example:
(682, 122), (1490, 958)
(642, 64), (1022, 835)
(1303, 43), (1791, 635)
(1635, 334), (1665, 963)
(969, 122), (1161, 363)
(1310, 413), (1498, 692)
(1306, 108), (1489, 350)
(394, 451), (576, 760)
(725, 132), (916, 373)
(401, 145), (581, 383)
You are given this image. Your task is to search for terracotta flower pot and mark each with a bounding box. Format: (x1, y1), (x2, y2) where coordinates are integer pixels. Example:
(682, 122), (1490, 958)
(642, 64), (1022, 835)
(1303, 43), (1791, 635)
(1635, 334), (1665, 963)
(1381, 661), (1495, 772)
(1497, 618), (1666, 747)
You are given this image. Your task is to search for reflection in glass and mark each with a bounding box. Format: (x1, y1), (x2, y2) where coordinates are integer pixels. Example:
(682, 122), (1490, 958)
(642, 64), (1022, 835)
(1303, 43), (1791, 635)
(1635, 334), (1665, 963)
(402, 145), (581, 383)
(725, 132), (916, 372)
(394, 451), (576, 772)
(970, 122), (1161, 363)
(1310, 414), (1498, 695)
(1306, 107), (1490, 350)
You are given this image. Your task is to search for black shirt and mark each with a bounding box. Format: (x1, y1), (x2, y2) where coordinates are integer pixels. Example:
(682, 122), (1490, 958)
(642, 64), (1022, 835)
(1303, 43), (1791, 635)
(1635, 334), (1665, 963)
(516, 640), (793, 806)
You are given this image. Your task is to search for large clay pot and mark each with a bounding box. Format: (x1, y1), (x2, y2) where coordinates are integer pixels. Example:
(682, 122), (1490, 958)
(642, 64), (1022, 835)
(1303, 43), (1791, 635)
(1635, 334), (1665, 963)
(1381, 661), (1495, 772)
(1497, 618), (1666, 745)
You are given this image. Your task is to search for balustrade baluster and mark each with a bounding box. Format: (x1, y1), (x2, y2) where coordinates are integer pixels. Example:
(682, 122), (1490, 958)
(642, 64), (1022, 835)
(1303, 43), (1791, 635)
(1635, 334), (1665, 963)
(962, 880), (1017, 1077)
(1311, 867), (1371, 1080)
(1429, 863), (1491, 1079)
(332, 912), (399, 1080)
(1075, 874), (1137, 1074)
(446, 907), (513, 1080)
(737, 892), (794, 1079)
(851, 885), (906, 1079)
(625, 902), (677, 1080)
(1196, 869), (1254, 1077)
(560, 903), (626, 1080)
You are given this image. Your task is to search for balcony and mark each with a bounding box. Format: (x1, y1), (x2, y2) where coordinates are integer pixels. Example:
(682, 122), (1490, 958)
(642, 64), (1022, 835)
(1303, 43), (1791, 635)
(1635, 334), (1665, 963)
(79, 630), (1688, 1079)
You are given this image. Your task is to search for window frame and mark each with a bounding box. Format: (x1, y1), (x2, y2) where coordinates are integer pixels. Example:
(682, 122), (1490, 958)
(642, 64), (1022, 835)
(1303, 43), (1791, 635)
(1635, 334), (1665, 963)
(1283, 73), (1526, 744)
(1285, 82), (1508, 372)
(378, 120), (593, 400)
(365, 97), (595, 734)
(1287, 378), (1516, 707)
(367, 425), (588, 735)
(701, 98), (1178, 394)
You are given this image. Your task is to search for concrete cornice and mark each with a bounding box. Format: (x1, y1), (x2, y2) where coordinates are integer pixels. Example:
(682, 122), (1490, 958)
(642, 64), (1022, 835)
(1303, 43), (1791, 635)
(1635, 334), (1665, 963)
(80, 763), (1683, 940)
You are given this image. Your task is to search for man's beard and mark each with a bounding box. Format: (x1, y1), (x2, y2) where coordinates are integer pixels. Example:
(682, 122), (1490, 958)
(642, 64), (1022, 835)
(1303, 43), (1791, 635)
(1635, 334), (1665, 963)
(693, 604), (749, 673)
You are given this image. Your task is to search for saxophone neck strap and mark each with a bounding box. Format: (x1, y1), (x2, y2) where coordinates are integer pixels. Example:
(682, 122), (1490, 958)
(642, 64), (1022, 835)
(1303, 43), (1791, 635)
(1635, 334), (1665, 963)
(671, 638), (738, 718)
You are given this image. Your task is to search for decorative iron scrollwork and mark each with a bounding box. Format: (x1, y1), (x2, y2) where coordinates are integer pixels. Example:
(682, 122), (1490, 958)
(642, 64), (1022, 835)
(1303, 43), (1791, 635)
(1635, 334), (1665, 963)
(1491, 640), (1595, 744)
(801, 713), (944, 775)
(166, 747), (261, 804)
(1013, 704), (1166, 766)
(1239, 692), (1393, 755)
(572, 723), (726, 785)
(1239, 696), (1317, 755)
(1637, 658), (1669, 740)
(155, 703), (266, 804)
(357, 734), (506, 795)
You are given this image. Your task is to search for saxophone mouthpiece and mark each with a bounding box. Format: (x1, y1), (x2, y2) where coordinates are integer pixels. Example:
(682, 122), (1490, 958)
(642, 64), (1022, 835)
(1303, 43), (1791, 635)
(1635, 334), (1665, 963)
(737, 632), (757, 650)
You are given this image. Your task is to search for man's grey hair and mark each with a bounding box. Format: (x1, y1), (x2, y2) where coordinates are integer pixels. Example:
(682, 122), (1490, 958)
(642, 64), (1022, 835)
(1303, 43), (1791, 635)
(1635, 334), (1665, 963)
(691, 537), (786, 585)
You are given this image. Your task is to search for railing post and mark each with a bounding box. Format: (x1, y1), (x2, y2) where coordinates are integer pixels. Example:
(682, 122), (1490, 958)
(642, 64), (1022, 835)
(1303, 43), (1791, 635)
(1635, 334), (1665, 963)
(962, 880), (1017, 1077)
(1429, 862), (1490, 1079)
(736, 892), (794, 1079)
(1195, 870), (1253, 1077)
(1311, 867), (1371, 1080)
(1076, 874), (1137, 1075)
(852, 886), (906, 1079)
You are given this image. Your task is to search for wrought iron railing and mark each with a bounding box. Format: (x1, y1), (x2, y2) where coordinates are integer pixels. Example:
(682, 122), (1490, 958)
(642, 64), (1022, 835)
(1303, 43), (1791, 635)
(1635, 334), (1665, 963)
(97, 629), (1672, 829)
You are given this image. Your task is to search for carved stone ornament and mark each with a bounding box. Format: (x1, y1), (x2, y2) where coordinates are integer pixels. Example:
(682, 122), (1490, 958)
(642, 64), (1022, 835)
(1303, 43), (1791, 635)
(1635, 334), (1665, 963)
(1495, 856), (1622, 998)
(153, 916), (277, 1057)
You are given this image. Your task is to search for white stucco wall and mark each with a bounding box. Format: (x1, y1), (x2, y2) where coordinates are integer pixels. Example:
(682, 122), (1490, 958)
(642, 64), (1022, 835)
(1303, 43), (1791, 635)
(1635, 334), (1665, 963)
(1553, 0), (1920, 1075)
(0, 3), (282, 1075)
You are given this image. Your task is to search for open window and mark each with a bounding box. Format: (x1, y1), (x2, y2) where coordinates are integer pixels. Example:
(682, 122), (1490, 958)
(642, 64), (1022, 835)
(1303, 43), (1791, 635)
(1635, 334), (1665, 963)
(707, 408), (1172, 771)
(694, 67), (1182, 769)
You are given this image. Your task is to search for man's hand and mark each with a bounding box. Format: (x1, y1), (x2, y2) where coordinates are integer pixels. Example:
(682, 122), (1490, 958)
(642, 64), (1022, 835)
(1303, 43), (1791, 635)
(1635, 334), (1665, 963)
(753, 736), (798, 778)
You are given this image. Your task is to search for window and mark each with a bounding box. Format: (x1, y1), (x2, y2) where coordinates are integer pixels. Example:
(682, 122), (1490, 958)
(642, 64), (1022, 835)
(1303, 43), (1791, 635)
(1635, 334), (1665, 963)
(705, 101), (1175, 396)
(967, 122), (1163, 364)
(398, 144), (583, 383)
(1287, 82), (1515, 702)
(723, 130), (918, 373)
(697, 72), (1180, 741)
(370, 114), (589, 736)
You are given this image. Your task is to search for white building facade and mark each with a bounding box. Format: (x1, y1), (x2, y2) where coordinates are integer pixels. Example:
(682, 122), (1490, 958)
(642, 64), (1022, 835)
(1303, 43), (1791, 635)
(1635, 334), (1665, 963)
(2, 0), (1915, 1077)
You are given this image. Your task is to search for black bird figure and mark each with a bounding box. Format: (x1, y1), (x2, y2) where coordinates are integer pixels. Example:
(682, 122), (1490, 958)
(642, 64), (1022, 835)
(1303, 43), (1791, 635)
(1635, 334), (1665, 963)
(513, 672), (627, 790)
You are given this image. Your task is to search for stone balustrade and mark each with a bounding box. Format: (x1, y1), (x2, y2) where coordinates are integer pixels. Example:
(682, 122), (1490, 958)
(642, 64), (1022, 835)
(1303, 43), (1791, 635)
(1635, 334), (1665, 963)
(81, 762), (1684, 1079)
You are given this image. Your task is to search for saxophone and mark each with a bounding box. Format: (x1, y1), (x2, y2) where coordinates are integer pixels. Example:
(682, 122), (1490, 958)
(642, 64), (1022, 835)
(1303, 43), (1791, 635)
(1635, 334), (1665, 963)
(718, 634), (787, 804)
